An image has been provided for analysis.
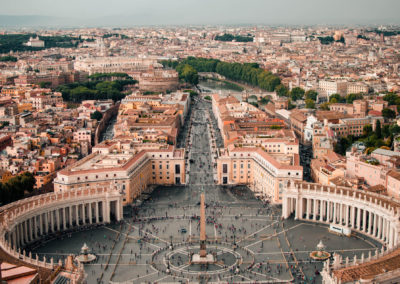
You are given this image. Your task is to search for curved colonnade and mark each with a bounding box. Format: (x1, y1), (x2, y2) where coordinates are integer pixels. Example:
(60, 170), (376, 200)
(0, 185), (123, 270)
(282, 181), (400, 248)
(282, 181), (400, 283)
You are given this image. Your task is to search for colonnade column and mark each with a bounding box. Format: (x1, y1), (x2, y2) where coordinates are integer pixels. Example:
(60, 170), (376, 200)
(39, 214), (43, 236)
(12, 230), (17, 249)
(363, 209), (367, 232)
(89, 203), (93, 224)
(377, 216), (382, 239)
(373, 213), (378, 237)
(62, 208), (66, 230)
(44, 212), (49, 234)
(82, 203), (86, 224)
(56, 209), (60, 231)
(313, 200), (317, 221)
(75, 205), (79, 225)
(95, 202), (99, 223)
(69, 206), (73, 227)
(332, 202), (336, 224)
(34, 216), (38, 239)
(282, 197), (288, 219)
(23, 220), (28, 243)
(368, 211), (373, 235)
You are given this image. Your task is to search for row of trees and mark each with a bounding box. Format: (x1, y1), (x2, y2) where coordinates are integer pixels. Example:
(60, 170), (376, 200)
(162, 57), (281, 92)
(88, 72), (132, 81)
(0, 55), (18, 62)
(0, 172), (36, 206)
(56, 78), (136, 103)
(214, 33), (254, 42)
(328, 93), (365, 104)
(318, 36), (345, 45)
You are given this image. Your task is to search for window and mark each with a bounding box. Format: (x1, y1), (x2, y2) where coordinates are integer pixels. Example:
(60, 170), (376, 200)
(152, 165), (155, 169)
(223, 164), (228, 174)
(166, 165), (169, 169)
(234, 164), (237, 169)
(159, 164), (162, 169)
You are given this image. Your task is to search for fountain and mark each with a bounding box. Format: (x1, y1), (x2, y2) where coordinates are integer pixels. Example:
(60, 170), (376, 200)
(75, 243), (96, 263)
(310, 240), (331, 260)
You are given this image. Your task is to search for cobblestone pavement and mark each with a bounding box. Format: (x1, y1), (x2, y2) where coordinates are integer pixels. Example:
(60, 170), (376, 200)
(30, 99), (381, 283)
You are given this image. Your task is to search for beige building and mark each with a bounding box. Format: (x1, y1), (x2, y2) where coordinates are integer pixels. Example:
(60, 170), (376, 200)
(54, 141), (185, 205)
(318, 80), (348, 98)
(216, 147), (302, 203)
(347, 82), (368, 94)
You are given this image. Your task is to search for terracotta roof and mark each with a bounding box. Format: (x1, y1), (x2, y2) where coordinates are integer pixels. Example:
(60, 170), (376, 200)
(333, 248), (400, 282)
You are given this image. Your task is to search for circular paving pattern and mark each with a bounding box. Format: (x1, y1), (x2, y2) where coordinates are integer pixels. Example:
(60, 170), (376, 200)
(151, 242), (254, 277)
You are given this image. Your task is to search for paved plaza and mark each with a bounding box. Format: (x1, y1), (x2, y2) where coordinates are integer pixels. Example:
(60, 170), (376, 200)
(29, 98), (380, 283)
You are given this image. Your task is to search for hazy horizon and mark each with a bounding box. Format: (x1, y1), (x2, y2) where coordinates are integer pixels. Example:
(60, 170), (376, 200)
(1, 0), (400, 27)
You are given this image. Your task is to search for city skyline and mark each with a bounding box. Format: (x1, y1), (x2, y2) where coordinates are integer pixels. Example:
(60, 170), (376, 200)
(1, 0), (400, 27)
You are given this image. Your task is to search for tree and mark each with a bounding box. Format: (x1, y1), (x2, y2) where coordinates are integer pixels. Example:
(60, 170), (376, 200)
(375, 120), (382, 139)
(305, 90), (318, 101)
(319, 102), (330, 110)
(275, 84), (288, 97)
(383, 93), (399, 105)
(0, 172), (36, 205)
(259, 96), (271, 105)
(382, 124), (390, 138)
(329, 94), (346, 103)
(334, 137), (350, 155)
(290, 87), (305, 101)
(0, 55), (18, 62)
(38, 81), (52, 88)
(382, 108), (396, 120)
(346, 93), (363, 104)
(177, 64), (199, 85)
(305, 99), (315, 109)
(390, 124), (400, 136)
(363, 124), (373, 136)
(91, 110), (103, 121)
(288, 99), (296, 110)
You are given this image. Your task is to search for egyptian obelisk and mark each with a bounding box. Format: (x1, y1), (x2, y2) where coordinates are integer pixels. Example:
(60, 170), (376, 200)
(191, 191), (214, 264)
(199, 193), (207, 257)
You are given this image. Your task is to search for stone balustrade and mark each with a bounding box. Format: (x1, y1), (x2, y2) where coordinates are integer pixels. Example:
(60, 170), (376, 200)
(0, 185), (123, 270)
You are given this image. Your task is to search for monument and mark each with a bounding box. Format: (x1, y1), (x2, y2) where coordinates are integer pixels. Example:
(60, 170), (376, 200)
(191, 193), (215, 264)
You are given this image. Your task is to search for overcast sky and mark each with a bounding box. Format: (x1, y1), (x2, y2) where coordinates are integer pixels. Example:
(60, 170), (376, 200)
(1, 0), (400, 26)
